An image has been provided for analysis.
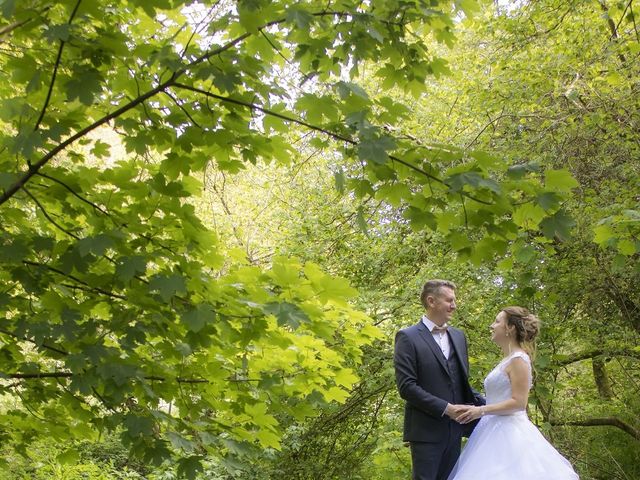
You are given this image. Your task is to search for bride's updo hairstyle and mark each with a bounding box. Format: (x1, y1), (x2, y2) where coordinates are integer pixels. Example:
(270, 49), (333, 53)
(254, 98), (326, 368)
(502, 306), (540, 354)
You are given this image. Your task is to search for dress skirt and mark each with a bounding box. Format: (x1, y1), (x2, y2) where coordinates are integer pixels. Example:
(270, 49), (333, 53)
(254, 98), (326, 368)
(448, 412), (579, 480)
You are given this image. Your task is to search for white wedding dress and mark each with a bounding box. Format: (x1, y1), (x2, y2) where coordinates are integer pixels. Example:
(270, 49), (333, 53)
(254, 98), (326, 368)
(448, 351), (579, 480)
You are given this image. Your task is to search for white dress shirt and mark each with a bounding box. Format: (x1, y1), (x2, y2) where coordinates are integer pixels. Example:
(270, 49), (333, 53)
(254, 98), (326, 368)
(422, 315), (451, 359)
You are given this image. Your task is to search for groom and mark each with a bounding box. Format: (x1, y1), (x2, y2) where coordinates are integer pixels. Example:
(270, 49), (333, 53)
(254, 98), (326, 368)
(394, 279), (484, 480)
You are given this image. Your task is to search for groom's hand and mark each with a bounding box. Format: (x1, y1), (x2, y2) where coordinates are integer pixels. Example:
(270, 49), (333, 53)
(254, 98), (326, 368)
(444, 404), (466, 422)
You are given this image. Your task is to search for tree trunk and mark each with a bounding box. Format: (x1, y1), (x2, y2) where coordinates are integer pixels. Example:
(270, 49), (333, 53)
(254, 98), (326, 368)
(592, 356), (613, 399)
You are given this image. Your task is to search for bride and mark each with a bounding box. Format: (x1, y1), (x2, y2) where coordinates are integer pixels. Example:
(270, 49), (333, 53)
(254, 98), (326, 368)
(447, 306), (579, 480)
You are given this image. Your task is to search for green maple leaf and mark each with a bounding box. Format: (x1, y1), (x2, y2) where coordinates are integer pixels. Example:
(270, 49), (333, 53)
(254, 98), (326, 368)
(149, 273), (187, 301)
(403, 206), (436, 230)
(540, 210), (576, 241)
(44, 24), (70, 43)
(286, 8), (313, 29)
(64, 67), (103, 105)
(0, 172), (18, 190)
(263, 302), (309, 329)
(177, 456), (204, 480)
(166, 432), (195, 452)
(1, 0), (16, 18)
(115, 255), (147, 282)
(357, 136), (396, 164)
(91, 140), (111, 158)
(507, 162), (541, 179)
(56, 448), (79, 465)
(142, 439), (172, 466)
(545, 169), (579, 192)
(77, 234), (113, 257)
(182, 304), (216, 333)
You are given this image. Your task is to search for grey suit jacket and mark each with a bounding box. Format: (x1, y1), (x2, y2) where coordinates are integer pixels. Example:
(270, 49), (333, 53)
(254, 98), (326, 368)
(394, 320), (484, 442)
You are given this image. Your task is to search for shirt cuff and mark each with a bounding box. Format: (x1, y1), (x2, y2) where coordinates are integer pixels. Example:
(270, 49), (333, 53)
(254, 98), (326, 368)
(442, 403), (449, 417)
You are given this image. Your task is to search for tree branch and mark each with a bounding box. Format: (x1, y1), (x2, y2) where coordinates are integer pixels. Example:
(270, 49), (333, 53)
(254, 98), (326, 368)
(22, 186), (81, 240)
(173, 82), (355, 142)
(161, 90), (202, 129)
(33, 0), (83, 132)
(172, 82), (495, 206)
(0, 327), (69, 356)
(34, 172), (180, 257)
(7, 372), (74, 379)
(0, 6), (51, 41)
(551, 347), (640, 367)
(614, 0), (633, 35)
(0, 18), (33, 40)
(0, 26), (249, 206)
(550, 417), (640, 441)
(0, 9), (453, 208)
(630, 2), (640, 42)
(35, 172), (109, 215)
(22, 260), (127, 300)
(177, 0), (221, 60)
(7, 371), (213, 384)
(599, 0), (627, 64)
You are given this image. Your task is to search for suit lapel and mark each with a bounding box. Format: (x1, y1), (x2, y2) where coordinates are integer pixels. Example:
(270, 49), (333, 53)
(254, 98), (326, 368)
(416, 321), (450, 375)
(448, 328), (469, 377)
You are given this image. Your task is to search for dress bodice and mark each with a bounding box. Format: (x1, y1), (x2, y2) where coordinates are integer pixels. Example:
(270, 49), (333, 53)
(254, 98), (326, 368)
(484, 351), (531, 405)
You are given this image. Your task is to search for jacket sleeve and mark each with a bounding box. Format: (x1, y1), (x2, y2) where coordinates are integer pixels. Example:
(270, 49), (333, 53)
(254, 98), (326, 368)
(394, 329), (448, 417)
(472, 387), (486, 406)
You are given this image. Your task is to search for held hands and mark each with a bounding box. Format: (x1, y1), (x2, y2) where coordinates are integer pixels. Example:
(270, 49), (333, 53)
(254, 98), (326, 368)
(446, 404), (484, 424)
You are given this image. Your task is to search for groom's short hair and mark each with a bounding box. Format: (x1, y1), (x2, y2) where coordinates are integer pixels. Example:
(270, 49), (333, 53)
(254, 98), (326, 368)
(420, 279), (456, 309)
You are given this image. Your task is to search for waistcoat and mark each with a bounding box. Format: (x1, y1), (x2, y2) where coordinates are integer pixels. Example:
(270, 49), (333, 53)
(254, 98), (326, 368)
(446, 348), (466, 404)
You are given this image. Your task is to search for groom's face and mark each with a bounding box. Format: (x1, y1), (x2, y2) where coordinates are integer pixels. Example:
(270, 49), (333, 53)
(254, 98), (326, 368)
(428, 287), (456, 325)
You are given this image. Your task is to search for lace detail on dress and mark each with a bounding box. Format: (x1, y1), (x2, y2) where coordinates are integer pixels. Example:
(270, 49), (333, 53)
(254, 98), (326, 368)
(484, 351), (531, 405)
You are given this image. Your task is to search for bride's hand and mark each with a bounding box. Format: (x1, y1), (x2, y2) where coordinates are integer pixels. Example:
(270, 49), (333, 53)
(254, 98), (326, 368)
(456, 406), (483, 424)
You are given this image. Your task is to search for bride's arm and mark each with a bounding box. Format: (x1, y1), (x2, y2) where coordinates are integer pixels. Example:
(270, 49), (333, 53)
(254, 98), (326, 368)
(456, 357), (530, 423)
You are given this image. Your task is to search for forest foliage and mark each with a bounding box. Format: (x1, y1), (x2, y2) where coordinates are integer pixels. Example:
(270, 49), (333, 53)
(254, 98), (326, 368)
(0, 0), (638, 478)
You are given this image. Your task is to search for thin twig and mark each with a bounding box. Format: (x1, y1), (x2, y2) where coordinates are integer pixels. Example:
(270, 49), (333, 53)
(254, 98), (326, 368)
(23, 260), (127, 300)
(35, 172), (109, 215)
(33, 0), (83, 132)
(8, 371), (216, 384)
(0, 327), (69, 356)
(630, 2), (640, 42)
(162, 90), (202, 129)
(22, 186), (81, 239)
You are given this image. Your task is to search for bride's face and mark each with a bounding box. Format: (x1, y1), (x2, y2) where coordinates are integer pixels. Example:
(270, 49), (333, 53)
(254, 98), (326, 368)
(490, 311), (511, 343)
